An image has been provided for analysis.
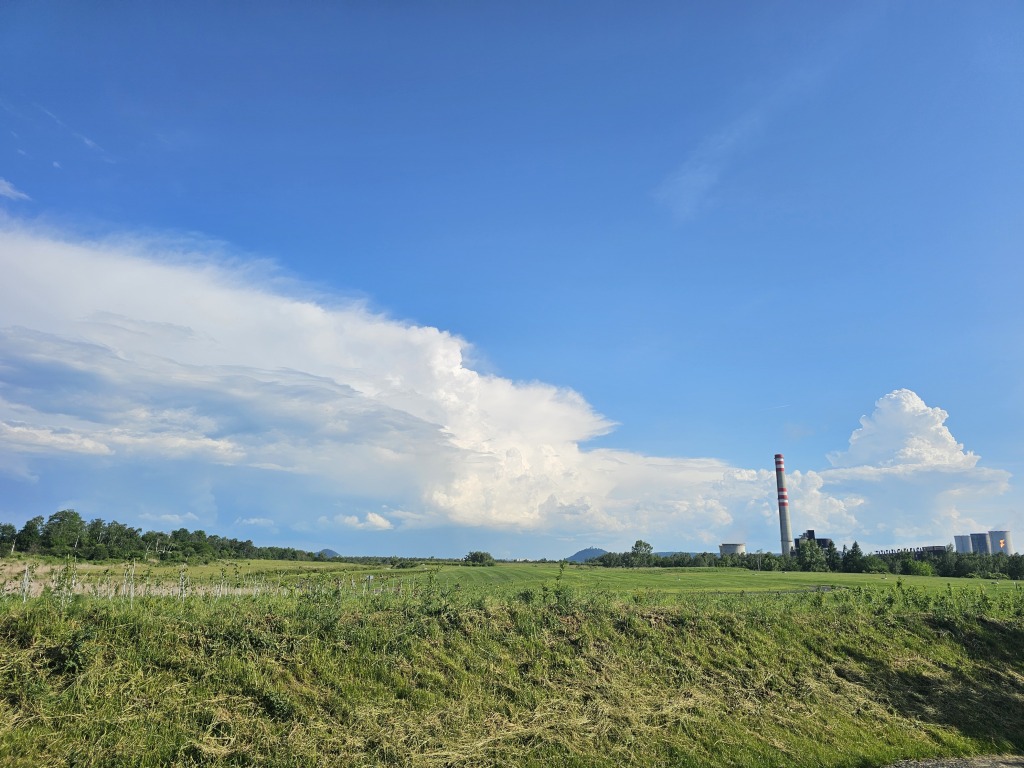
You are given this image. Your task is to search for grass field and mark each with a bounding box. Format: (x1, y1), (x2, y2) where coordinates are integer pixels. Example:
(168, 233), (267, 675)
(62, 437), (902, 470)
(1, 558), (1022, 766)
(414, 562), (1010, 596)
(5, 557), (1014, 600)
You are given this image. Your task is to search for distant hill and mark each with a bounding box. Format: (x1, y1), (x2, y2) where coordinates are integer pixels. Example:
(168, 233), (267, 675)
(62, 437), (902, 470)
(565, 547), (608, 563)
(318, 548), (341, 559)
(567, 549), (707, 562)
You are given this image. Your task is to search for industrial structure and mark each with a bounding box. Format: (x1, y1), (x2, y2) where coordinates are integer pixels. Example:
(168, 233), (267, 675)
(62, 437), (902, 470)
(775, 454), (793, 556)
(989, 531), (1013, 555)
(954, 530), (1015, 555)
(719, 543), (746, 556)
(764, 452), (1013, 558)
(875, 545), (947, 560)
(970, 532), (992, 555)
(794, 529), (833, 551)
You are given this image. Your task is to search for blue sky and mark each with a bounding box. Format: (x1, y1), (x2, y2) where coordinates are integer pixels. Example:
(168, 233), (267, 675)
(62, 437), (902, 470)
(1, 2), (1022, 558)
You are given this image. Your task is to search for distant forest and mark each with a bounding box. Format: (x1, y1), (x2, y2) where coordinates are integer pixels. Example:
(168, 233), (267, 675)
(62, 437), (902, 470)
(594, 539), (1024, 580)
(3, 509), (1021, 580)
(0, 509), (325, 563)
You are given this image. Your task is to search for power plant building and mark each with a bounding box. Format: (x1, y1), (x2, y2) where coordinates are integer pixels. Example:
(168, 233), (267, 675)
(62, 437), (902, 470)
(875, 545), (948, 560)
(719, 543), (746, 556)
(954, 535), (973, 554)
(795, 529), (833, 551)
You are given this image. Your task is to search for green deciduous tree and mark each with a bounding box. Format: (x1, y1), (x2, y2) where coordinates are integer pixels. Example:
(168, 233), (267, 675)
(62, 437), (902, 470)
(627, 540), (654, 567)
(901, 558), (933, 576)
(756, 551), (780, 572)
(797, 539), (828, 572)
(42, 509), (85, 555)
(862, 555), (890, 574)
(464, 551), (496, 566)
(15, 516), (44, 554)
(104, 521), (143, 559)
(935, 548), (958, 577)
(0, 523), (16, 556)
(824, 541), (841, 572)
(1008, 554), (1024, 581)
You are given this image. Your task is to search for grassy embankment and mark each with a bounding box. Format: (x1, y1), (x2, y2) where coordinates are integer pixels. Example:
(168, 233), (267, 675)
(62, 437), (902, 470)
(1, 560), (1022, 767)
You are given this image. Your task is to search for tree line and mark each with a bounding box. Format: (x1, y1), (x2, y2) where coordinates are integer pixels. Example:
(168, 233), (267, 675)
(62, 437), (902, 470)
(0, 509), (325, 563)
(592, 539), (1024, 580)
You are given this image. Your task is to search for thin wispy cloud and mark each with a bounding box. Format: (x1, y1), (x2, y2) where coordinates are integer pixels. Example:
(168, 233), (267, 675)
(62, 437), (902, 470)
(36, 104), (108, 157)
(139, 511), (199, 526)
(0, 179), (30, 201)
(235, 517), (276, 529)
(657, 113), (762, 220)
(656, 8), (878, 221)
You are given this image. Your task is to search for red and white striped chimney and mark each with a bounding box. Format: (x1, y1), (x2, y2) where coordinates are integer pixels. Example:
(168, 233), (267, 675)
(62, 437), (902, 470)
(775, 453), (793, 556)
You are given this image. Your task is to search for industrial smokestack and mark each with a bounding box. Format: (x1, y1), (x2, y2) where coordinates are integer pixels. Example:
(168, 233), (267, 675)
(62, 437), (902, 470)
(775, 453), (793, 556)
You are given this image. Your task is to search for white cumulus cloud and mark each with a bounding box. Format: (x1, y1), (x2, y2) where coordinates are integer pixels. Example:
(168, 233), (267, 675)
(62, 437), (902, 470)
(806, 389), (1013, 548)
(0, 225), (667, 537)
(0, 224), (1015, 553)
(336, 513), (393, 531)
(828, 389), (977, 471)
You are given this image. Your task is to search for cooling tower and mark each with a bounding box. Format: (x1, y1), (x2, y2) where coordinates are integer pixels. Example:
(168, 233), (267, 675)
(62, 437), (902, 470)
(970, 532), (992, 555)
(954, 535), (973, 554)
(989, 531), (1013, 555)
(775, 454), (793, 556)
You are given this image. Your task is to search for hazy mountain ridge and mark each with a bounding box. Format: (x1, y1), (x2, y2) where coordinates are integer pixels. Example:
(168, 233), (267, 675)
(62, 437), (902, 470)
(565, 547), (608, 563)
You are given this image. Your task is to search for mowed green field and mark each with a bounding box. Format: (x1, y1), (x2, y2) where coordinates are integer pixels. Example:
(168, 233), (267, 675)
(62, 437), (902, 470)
(418, 562), (1004, 596)
(6, 557), (1016, 604)
(18, 557), (1012, 598)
